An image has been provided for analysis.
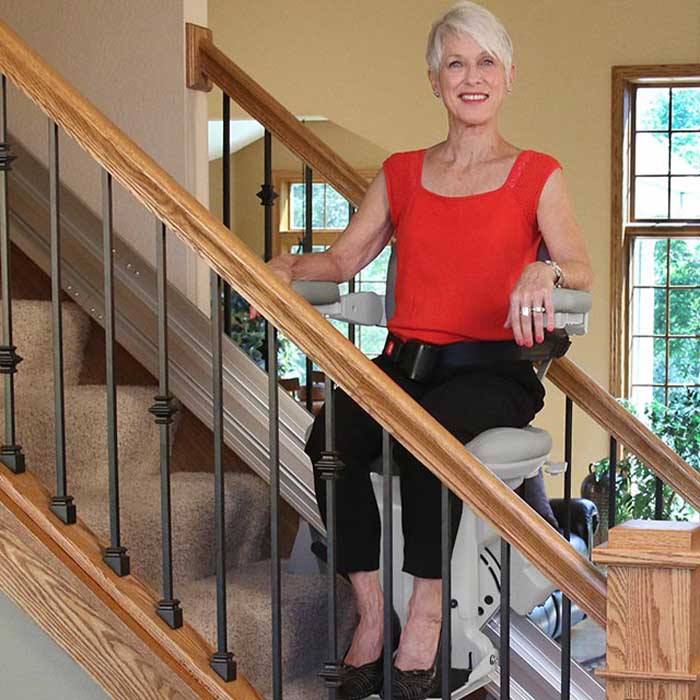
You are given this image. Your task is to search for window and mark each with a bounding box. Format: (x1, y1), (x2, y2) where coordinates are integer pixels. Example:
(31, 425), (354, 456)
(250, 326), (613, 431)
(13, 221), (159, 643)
(272, 170), (388, 379)
(611, 66), (700, 414)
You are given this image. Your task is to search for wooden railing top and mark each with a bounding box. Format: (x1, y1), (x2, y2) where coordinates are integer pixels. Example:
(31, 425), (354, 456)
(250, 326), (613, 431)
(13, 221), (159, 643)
(0, 19), (605, 626)
(187, 25), (700, 516)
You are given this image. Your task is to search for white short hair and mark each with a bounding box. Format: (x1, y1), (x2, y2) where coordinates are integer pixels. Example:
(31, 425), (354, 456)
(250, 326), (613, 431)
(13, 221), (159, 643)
(426, 1), (514, 85)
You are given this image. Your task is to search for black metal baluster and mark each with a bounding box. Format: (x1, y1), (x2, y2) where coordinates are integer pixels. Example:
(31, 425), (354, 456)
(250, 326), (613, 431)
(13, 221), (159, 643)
(101, 170), (130, 576)
(268, 320), (282, 698)
(149, 221), (182, 629)
(0, 75), (24, 474)
(499, 539), (511, 700)
(561, 396), (573, 700)
(304, 165), (313, 412)
(382, 430), (394, 699)
(654, 476), (664, 520)
(317, 377), (344, 697)
(210, 270), (236, 681)
(222, 93), (232, 337)
(47, 121), (75, 523)
(347, 203), (357, 346)
(608, 436), (618, 531)
(441, 484), (452, 699)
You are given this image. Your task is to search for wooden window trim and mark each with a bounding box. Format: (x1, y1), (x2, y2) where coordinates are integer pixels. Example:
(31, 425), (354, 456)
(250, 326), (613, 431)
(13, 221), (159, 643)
(610, 64), (700, 396)
(272, 169), (376, 256)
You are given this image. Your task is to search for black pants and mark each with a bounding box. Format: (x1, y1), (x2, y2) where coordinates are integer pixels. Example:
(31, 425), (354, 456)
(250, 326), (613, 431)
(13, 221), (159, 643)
(304, 354), (546, 579)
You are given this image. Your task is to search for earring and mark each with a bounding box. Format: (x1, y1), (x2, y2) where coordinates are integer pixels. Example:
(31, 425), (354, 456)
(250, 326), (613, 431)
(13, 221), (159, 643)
(433, 90), (441, 98)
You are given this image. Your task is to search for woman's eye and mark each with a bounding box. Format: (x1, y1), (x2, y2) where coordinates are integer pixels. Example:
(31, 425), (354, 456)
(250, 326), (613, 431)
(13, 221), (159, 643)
(448, 60), (462, 68)
(482, 57), (495, 66)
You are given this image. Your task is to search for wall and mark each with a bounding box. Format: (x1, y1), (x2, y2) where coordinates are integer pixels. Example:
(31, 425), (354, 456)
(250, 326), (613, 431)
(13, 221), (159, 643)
(0, 589), (108, 700)
(1, 0), (209, 306)
(208, 0), (700, 493)
(209, 120), (388, 256)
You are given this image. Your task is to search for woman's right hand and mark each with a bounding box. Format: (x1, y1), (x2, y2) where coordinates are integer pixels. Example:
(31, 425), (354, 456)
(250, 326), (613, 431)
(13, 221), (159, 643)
(249, 255), (294, 319)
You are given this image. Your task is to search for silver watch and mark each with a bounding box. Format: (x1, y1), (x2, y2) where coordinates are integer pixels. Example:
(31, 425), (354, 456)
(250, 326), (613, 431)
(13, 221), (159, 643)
(544, 260), (565, 288)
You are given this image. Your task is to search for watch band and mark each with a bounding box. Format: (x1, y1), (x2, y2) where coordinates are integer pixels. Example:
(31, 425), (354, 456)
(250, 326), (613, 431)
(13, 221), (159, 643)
(544, 259), (565, 288)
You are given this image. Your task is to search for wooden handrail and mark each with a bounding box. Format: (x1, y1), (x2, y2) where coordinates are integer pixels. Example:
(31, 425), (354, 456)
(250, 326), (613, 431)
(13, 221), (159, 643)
(549, 358), (700, 511)
(188, 26), (700, 514)
(0, 19), (606, 626)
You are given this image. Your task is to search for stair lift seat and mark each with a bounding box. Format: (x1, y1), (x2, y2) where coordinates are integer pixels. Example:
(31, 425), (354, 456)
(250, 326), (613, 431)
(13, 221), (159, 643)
(293, 246), (593, 698)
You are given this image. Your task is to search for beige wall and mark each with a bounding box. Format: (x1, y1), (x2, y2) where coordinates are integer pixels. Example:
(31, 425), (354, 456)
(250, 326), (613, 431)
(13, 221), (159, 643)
(1, 0), (209, 300)
(210, 120), (387, 256)
(208, 0), (700, 493)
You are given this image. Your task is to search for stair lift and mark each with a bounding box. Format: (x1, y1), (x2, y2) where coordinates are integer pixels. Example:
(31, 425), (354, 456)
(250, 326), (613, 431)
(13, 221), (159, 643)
(293, 245), (593, 698)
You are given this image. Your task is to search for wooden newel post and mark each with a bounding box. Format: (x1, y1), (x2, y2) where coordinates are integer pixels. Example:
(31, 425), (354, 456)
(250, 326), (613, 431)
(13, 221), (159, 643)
(592, 520), (700, 700)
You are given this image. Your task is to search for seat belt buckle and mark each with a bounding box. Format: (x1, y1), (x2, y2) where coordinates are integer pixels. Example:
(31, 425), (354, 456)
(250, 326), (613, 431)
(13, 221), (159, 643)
(398, 340), (440, 382)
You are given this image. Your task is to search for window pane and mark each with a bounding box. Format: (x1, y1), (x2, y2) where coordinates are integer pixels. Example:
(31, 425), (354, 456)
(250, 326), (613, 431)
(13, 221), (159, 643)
(670, 176), (700, 219)
(312, 183), (325, 229)
(358, 325), (388, 358)
(669, 289), (700, 335)
(671, 133), (700, 175)
(325, 186), (350, 229)
(669, 338), (700, 383)
(632, 337), (666, 384)
(635, 133), (669, 175)
(632, 238), (667, 286)
(634, 177), (668, 219)
(671, 87), (700, 130)
(630, 385), (655, 417)
(358, 281), (387, 295)
(632, 288), (666, 335)
(290, 183), (305, 229)
(670, 239), (700, 285)
(636, 87), (670, 130)
(360, 246), (392, 281)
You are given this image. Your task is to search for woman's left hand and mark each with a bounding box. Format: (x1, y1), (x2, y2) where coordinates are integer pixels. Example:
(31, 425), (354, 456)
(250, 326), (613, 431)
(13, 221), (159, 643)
(504, 262), (556, 347)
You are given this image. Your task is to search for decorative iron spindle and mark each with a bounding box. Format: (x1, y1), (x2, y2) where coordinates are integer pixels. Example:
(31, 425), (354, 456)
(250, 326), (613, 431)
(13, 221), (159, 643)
(210, 271), (236, 681)
(222, 93), (232, 337)
(48, 121), (75, 524)
(499, 539), (511, 700)
(0, 75), (24, 474)
(317, 377), (344, 696)
(101, 170), (129, 577)
(267, 322), (282, 699)
(441, 484), (452, 699)
(654, 476), (664, 520)
(304, 165), (313, 413)
(561, 396), (574, 699)
(608, 436), (618, 530)
(257, 129), (278, 372)
(382, 429), (394, 699)
(149, 221), (182, 629)
(347, 203), (357, 346)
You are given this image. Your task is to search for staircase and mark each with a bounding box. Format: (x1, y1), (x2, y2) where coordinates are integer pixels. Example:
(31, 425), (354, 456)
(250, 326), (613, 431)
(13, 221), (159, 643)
(1, 253), (360, 698)
(0, 16), (699, 700)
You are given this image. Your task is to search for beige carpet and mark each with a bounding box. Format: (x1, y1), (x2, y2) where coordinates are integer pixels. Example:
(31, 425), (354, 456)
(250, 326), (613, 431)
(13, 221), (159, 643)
(3, 298), (356, 698)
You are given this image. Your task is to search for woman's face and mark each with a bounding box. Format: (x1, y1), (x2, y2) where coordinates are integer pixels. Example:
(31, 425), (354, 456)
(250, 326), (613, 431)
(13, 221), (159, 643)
(430, 32), (513, 127)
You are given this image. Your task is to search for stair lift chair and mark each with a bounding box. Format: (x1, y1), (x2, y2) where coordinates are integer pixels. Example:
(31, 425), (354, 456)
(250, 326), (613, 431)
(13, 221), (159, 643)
(293, 245), (596, 698)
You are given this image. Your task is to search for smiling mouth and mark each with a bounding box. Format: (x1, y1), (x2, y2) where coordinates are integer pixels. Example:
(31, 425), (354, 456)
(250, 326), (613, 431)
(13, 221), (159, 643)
(459, 93), (489, 102)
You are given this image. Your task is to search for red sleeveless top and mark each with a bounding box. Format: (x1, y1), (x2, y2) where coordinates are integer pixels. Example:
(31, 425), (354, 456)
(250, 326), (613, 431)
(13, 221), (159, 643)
(382, 148), (561, 344)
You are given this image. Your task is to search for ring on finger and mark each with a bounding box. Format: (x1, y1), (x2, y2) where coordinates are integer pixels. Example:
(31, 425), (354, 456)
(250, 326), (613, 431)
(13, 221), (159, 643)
(520, 306), (530, 317)
(531, 306), (546, 314)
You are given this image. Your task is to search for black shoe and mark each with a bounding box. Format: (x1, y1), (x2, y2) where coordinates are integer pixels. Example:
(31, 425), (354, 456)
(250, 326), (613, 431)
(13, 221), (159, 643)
(382, 634), (442, 700)
(337, 610), (402, 700)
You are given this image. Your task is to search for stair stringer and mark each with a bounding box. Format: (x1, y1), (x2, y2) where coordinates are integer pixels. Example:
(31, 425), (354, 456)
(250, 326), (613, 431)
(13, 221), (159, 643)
(0, 466), (264, 700)
(7, 138), (323, 533)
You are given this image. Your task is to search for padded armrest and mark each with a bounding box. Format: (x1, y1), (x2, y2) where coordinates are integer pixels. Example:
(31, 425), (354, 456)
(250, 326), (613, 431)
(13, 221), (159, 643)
(293, 282), (592, 335)
(549, 498), (599, 549)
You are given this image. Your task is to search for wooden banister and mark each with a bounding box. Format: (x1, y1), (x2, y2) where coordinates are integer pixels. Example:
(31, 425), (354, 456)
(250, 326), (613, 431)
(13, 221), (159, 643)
(549, 357), (700, 512)
(0, 19), (606, 625)
(188, 25), (700, 515)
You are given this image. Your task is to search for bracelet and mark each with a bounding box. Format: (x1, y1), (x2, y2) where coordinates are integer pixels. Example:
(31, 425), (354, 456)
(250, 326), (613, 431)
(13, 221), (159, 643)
(544, 259), (565, 288)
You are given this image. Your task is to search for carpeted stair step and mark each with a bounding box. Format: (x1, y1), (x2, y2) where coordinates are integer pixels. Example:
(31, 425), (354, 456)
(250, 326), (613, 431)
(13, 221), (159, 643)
(3, 300), (91, 385)
(178, 560), (357, 691)
(75, 470), (271, 590)
(8, 384), (165, 493)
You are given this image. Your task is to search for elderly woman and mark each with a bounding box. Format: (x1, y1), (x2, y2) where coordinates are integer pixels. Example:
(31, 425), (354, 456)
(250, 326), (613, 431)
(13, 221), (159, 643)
(265, 2), (592, 698)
